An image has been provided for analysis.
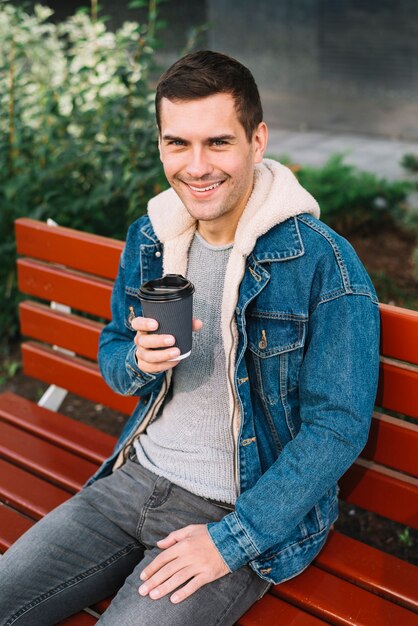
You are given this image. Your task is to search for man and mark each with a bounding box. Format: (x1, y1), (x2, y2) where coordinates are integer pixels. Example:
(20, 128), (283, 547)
(0, 51), (380, 625)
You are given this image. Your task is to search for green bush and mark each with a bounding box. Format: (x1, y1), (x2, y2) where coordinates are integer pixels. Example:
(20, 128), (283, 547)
(295, 154), (414, 235)
(0, 0), (167, 346)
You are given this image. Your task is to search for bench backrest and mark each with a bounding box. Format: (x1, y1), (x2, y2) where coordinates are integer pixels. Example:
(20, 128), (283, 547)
(15, 218), (418, 530)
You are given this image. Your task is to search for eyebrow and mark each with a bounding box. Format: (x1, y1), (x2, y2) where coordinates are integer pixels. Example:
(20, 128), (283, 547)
(162, 134), (236, 143)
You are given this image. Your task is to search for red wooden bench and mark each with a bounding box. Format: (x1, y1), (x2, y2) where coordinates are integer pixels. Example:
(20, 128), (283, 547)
(1, 217), (417, 625)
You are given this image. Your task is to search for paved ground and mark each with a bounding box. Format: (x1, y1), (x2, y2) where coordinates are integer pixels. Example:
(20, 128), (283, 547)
(267, 128), (418, 180)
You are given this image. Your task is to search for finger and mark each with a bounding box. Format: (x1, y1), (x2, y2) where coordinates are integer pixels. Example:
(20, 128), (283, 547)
(136, 345), (180, 364)
(131, 317), (158, 332)
(139, 559), (188, 595)
(148, 567), (195, 600)
(137, 333), (176, 350)
(171, 574), (206, 604)
(140, 545), (179, 582)
(155, 526), (193, 549)
(192, 318), (203, 331)
(156, 536), (177, 550)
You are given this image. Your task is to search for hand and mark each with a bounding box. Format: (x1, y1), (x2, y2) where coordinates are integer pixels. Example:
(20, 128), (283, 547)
(138, 524), (230, 604)
(131, 317), (203, 374)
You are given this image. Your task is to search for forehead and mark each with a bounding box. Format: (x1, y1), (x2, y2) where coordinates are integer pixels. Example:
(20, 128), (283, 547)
(159, 93), (244, 137)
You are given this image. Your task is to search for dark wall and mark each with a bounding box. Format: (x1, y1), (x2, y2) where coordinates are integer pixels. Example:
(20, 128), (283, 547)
(207, 0), (418, 139)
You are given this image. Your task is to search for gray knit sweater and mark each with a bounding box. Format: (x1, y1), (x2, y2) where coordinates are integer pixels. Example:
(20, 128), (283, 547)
(134, 231), (236, 504)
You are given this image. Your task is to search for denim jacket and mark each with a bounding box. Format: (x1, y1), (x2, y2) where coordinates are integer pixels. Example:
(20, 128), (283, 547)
(93, 161), (380, 585)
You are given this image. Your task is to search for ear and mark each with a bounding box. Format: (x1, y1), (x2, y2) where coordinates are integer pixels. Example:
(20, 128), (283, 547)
(253, 122), (268, 164)
(158, 133), (163, 162)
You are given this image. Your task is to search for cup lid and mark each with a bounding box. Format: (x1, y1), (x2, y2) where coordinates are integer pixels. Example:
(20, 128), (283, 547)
(139, 274), (195, 302)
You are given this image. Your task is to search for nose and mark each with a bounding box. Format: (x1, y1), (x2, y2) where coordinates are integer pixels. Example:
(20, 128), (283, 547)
(185, 147), (213, 180)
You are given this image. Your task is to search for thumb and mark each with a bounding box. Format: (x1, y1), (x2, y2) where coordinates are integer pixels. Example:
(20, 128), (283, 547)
(157, 526), (190, 548)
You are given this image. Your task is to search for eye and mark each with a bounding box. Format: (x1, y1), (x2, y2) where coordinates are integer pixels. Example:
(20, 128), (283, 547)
(168, 140), (185, 146)
(212, 139), (227, 146)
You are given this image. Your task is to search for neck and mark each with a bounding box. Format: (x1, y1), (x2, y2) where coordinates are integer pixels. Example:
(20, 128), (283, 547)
(197, 222), (235, 246)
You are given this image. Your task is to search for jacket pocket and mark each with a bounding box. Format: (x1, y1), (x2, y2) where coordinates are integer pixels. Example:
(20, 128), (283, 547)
(247, 313), (306, 393)
(246, 313), (307, 444)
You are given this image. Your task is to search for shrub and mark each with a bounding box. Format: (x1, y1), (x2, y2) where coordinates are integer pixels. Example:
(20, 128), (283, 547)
(0, 0), (167, 346)
(295, 154), (413, 235)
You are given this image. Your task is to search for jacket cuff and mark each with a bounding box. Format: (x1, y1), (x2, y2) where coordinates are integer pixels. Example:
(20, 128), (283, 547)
(125, 343), (157, 387)
(207, 512), (260, 572)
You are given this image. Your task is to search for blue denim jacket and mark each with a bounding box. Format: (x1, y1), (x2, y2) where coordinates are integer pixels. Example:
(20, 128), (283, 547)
(92, 212), (380, 585)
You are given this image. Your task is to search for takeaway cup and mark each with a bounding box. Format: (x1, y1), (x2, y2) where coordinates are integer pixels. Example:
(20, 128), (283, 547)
(138, 274), (195, 361)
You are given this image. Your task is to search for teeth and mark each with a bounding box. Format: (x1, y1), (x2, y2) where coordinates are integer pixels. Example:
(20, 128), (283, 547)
(189, 182), (222, 192)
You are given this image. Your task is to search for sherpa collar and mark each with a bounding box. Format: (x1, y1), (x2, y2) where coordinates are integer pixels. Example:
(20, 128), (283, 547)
(148, 159), (319, 273)
(147, 158), (320, 440)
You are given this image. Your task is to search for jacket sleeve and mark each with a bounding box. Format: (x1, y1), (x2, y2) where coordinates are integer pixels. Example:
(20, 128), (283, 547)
(207, 292), (380, 571)
(98, 236), (165, 398)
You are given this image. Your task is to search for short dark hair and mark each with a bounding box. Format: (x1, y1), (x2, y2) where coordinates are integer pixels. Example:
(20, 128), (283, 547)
(155, 50), (263, 142)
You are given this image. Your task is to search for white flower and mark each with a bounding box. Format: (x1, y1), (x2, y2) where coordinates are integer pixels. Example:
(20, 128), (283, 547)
(34, 4), (54, 22)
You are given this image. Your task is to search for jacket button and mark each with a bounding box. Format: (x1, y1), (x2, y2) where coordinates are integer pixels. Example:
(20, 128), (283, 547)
(155, 251), (161, 258)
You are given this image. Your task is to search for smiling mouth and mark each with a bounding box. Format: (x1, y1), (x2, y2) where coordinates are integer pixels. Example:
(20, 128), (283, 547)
(185, 181), (224, 193)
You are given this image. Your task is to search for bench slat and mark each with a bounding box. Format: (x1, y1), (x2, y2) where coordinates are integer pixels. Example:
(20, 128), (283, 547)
(376, 360), (418, 421)
(15, 218), (123, 281)
(340, 459), (418, 529)
(0, 458), (69, 519)
(22, 342), (137, 415)
(316, 531), (418, 612)
(0, 421), (97, 491)
(19, 301), (102, 362)
(0, 504), (33, 552)
(17, 259), (113, 319)
(0, 392), (115, 464)
(275, 564), (418, 626)
(237, 593), (328, 625)
(379, 303), (418, 366)
(361, 412), (418, 477)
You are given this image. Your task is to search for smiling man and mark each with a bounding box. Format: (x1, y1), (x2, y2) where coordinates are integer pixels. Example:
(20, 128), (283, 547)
(0, 51), (380, 626)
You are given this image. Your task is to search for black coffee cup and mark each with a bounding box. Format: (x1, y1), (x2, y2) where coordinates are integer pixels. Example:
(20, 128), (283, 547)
(138, 274), (195, 361)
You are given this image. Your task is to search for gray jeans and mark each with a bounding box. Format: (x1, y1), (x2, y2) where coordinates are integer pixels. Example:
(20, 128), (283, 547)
(0, 452), (270, 625)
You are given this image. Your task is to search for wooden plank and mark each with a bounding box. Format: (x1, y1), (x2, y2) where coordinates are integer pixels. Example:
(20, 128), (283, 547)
(21, 342), (138, 415)
(340, 459), (418, 529)
(17, 259), (113, 319)
(361, 412), (418, 477)
(0, 503), (33, 552)
(379, 302), (418, 366)
(316, 531), (418, 612)
(376, 359), (418, 421)
(238, 593), (328, 625)
(15, 217), (123, 281)
(275, 563), (418, 626)
(0, 421), (97, 491)
(0, 458), (69, 519)
(19, 301), (102, 362)
(0, 392), (115, 464)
